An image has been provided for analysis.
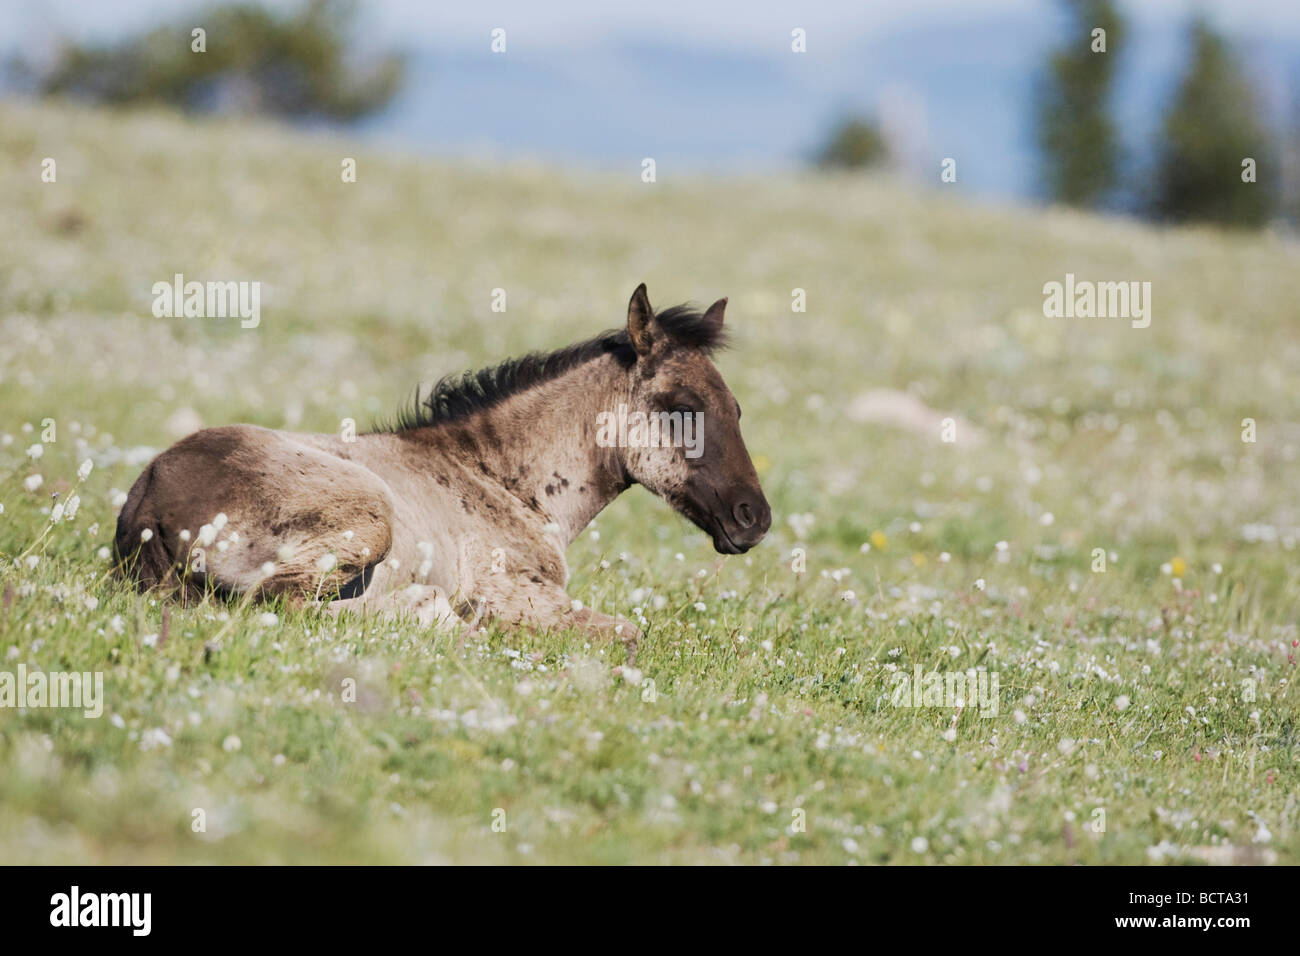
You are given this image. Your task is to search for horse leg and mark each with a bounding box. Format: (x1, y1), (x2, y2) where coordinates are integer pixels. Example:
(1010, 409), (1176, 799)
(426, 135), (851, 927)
(321, 583), (465, 631)
(474, 578), (641, 662)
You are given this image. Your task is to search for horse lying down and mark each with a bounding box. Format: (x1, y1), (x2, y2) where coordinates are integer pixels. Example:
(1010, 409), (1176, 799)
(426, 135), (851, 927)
(113, 284), (771, 656)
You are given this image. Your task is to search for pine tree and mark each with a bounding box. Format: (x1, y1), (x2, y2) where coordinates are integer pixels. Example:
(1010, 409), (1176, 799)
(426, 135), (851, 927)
(1037, 0), (1125, 207)
(1150, 20), (1275, 227)
(37, 0), (403, 122)
(815, 117), (888, 170)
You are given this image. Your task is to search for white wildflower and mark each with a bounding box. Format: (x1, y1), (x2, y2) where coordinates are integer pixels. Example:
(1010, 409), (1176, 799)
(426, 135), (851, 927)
(140, 728), (173, 750)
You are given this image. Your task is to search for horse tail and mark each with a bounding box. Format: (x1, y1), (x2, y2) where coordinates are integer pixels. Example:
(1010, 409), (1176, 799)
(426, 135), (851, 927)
(113, 460), (179, 592)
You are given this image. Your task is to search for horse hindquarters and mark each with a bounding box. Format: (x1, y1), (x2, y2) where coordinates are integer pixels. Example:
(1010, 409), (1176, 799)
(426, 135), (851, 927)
(114, 425), (396, 600)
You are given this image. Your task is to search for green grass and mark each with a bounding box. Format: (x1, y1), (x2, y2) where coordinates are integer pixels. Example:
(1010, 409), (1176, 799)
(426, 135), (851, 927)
(1, 100), (1298, 864)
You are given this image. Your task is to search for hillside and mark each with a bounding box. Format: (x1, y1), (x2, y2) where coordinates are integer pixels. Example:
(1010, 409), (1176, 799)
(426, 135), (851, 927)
(1, 100), (1298, 863)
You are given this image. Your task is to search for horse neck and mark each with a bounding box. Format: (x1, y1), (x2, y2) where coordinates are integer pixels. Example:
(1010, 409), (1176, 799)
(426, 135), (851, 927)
(468, 354), (631, 545)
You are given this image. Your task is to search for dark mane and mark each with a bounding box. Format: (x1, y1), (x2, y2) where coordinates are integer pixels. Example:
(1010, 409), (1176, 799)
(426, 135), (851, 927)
(378, 303), (728, 432)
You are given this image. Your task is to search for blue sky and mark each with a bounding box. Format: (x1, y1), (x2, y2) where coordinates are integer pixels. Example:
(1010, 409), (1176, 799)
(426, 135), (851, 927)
(6, 0), (1300, 47)
(5, 1), (1298, 201)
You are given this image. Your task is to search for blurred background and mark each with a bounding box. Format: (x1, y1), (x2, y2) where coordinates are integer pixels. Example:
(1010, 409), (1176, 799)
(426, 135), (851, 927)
(4, 0), (1300, 227)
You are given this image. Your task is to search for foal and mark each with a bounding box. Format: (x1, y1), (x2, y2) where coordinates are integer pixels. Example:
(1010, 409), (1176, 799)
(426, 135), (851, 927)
(114, 284), (771, 650)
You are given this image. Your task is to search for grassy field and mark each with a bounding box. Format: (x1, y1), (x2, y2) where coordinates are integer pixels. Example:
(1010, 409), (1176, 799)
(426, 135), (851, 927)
(1, 99), (1298, 864)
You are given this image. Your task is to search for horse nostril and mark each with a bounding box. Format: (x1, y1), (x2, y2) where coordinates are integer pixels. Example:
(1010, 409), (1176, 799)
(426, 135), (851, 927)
(734, 501), (755, 528)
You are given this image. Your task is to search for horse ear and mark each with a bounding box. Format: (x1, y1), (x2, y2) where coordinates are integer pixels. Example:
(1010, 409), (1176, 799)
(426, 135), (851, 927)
(702, 297), (727, 335)
(627, 283), (654, 356)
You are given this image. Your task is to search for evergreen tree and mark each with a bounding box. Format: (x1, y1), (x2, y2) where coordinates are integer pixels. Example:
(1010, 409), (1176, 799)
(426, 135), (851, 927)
(815, 117), (888, 170)
(1150, 19), (1275, 227)
(1037, 0), (1125, 207)
(37, 0), (403, 122)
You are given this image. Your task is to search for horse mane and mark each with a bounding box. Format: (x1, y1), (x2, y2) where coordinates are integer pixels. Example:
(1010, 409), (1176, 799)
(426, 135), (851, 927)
(378, 304), (728, 432)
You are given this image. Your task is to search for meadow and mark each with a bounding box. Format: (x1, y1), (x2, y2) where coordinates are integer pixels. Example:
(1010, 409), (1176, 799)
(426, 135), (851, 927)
(1, 100), (1298, 864)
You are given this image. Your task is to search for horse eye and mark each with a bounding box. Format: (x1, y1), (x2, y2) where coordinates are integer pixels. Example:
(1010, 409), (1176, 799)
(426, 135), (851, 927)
(672, 405), (694, 417)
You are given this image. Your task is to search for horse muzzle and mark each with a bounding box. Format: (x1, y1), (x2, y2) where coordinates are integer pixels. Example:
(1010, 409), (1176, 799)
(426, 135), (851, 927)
(712, 494), (771, 554)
